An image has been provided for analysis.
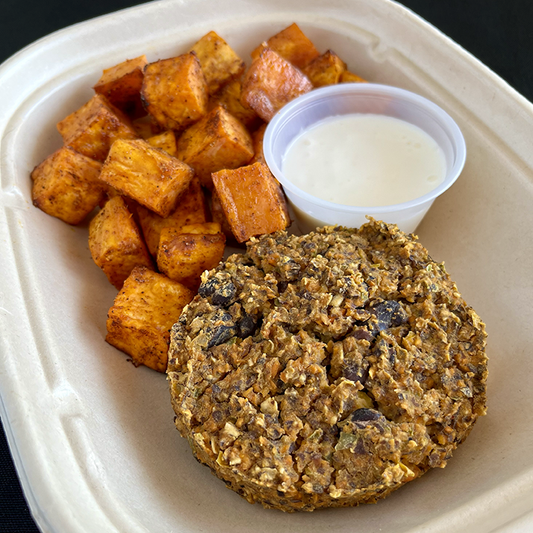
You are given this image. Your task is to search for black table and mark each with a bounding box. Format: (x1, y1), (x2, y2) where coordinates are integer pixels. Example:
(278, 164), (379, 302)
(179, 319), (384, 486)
(1, 1), (531, 531)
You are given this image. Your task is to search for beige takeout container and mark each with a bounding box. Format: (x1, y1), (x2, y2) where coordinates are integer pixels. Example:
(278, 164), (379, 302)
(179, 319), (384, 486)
(1, 1), (532, 532)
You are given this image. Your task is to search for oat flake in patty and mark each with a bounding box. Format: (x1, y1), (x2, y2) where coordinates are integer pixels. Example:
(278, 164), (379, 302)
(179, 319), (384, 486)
(167, 219), (488, 512)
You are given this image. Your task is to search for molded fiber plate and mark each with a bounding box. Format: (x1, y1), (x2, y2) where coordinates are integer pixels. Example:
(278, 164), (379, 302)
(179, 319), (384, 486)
(1, 1), (532, 532)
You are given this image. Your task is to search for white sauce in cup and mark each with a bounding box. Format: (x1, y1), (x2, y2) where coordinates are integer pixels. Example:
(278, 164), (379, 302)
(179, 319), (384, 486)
(282, 114), (447, 207)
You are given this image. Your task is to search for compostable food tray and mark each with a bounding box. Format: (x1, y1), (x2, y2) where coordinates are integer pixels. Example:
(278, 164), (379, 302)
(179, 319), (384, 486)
(1, 1), (532, 531)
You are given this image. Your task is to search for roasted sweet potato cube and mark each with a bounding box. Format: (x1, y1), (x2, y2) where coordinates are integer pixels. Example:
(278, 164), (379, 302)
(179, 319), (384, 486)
(177, 105), (253, 189)
(212, 162), (290, 243)
(93, 55), (148, 119)
(106, 266), (194, 372)
(241, 48), (313, 122)
(132, 115), (164, 139)
(147, 130), (178, 157)
(57, 94), (138, 162)
(303, 50), (347, 87)
(157, 228), (226, 289)
(248, 123), (280, 185)
(89, 195), (154, 289)
(190, 31), (246, 94)
(141, 53), (208, 130)
(341, 70), (367, 83)
(251, 23), (320, 69)
(210, 190), (237, 242)
(249, 123), (267, 165)
(179, 222), (221, 235)
(98, 138), (194, 217)
(31, 146), (104, 225)
(98, 186), (142, 220)
(137, 177), (208, 256)
(208, 78), (263, 131)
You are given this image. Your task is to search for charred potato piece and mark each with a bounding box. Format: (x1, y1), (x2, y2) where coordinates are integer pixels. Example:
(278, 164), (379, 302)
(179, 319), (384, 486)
(89, 195), (154, 289)
(99, 138), (194, 218)
(146, 130), (178, 157)
(241, 48), (313, 122)
(190, 30), (246, 94)
(251, 23), (320, 69)
(212, 162), (290, 243)
(57, 94), (138, 162)
(341, 70), (367, 83)
(141, 53), (208, 130)
(157, 225), (226, 289)
(303, 50), (347, 87)
(177, 105), (253, 189)
(93, 55), (148, 119)
(106, 266), (194, 372)
(31, 146), (104, 225)
(137, 177), (208, 257)
(208, 77), (263, 131)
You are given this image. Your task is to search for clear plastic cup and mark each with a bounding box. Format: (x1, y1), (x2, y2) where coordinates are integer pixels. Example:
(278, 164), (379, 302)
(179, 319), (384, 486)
(263, 83), (466, 234)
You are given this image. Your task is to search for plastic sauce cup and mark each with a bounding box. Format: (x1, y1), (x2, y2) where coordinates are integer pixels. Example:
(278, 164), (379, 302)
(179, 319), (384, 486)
(263, 83), (466, 234)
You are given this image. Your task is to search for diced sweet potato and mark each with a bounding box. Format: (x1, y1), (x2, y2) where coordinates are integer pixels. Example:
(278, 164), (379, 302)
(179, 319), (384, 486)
(208, 77), (263, 131)
(177, 105), (254, 189)
(57, 94), (138, 162)
(241, 48), (313, 122)
(210, 189), (237, 242)
(106, 266), (194, 372)
(137, 177), (208, 256)
(341, 70), (367, 83)
(89, 195), (154, 289)
(93, 55), (148, 119)
(179, 222), (221, 235)
(98, 138), (194, 218)
(157, 227), (226, 289)
(303, 50), (347, 87)
(251, 23), (320, 69)
(190, 31), (246, 94)
(211, 162), (290, 243)
(141, 53), (208, 130)
(99, 185), (141, 218)
(132, 115), (165, 139)
(249, 123), (267, 165)
(31, 146), (104, 225)
(146, 130), (178, 157)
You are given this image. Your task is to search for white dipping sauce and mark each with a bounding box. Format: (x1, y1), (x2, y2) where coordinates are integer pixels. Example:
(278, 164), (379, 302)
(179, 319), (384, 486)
(282, 114), (446, 207)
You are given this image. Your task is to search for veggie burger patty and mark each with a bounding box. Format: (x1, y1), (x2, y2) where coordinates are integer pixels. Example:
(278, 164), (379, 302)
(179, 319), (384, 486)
(167, 219), (488, 512)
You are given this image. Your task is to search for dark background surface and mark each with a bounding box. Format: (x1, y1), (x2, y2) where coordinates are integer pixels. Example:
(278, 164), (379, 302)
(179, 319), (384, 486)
(0, 1), (531, 532)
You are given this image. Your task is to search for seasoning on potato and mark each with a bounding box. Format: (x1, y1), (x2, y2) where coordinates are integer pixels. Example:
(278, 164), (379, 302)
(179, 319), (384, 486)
(93, 55), (148, 119)
(137, 177), (209, 257)
(89, 195), (153, 289)
(190, 30), (246, 95)
(212, 162), (290, 242)
(157, 223), (226, 290)
(56, 94), (138, 162)
(241, 47), (314, 122)
(141, 52), (208, 131)
(176, 105), (254, 189)
(303, 49), (347, 87)
(106, 266), (194, 372)
(31, 146), (104, 225)
(251, 22), (320, 69)
(30, 22), (369, 379)
(98, 138), (194, 218)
